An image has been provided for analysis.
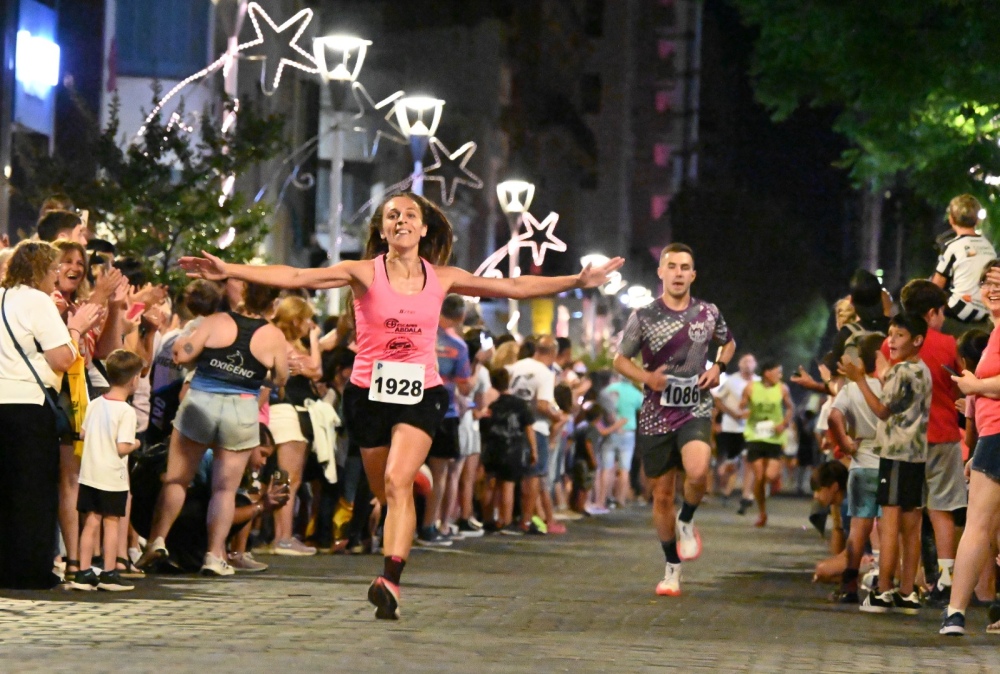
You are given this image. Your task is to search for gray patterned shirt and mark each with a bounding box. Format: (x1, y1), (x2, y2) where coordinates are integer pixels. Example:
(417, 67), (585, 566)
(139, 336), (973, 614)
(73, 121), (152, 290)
(875, 359), (932, 463)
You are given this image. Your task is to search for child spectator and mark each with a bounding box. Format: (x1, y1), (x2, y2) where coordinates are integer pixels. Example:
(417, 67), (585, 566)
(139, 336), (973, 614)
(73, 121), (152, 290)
(842, 313), (932, 615)
(481, 367), (536, 532)
(70, 350), (144, 591)
(571, 404), (603, 514)
(829, 333), (886, 603)
(931, 194), (997, 332)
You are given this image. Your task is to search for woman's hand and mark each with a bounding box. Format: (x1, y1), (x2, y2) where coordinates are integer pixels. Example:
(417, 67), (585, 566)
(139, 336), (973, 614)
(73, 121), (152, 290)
(67, 302), (104, 335)
(953, 369), (982, 395)
(577, 257), (625, 289)
(178, 251), (228, 281)
(956, 397), (967, 415)
(51, 290), (68, 316)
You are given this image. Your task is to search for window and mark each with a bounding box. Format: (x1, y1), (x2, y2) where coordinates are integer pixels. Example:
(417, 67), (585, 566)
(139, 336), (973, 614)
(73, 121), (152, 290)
(655, 90), (673, 113)
(584, 0), (604, 38)
(653, 143), (671, 167)
(581, 73), (602, 114)
(116, 0), (210, 80)
(651, 194), (670, 220)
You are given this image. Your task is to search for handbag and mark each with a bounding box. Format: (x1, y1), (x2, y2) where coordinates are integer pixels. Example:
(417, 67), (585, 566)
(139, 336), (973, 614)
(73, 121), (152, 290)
(1, 289), (77, 439)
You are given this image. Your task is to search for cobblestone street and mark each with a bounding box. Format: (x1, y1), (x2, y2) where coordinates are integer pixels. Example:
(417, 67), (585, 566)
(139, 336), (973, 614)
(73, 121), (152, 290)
(1, 497), (997, 672)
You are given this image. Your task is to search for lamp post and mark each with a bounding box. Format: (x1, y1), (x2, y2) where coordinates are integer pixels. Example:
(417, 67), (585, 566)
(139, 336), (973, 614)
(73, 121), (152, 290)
(313, 34), (371, 312)
(394, 96), (444, 196)
(497, 180), (535, 333)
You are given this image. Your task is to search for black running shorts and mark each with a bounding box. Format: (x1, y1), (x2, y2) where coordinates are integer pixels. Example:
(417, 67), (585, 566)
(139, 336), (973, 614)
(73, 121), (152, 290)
(342, 382), (449, 449)
(876, 457), (926, 510)
(637, 418), (712, 479)
(428, 416), (461, 460)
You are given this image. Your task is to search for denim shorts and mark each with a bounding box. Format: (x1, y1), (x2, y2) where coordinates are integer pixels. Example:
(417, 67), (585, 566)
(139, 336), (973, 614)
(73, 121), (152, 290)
(847, 468), (879, 519)
(529, 432), (550, 479)
(601, 431), (636, 471)
(971, 433), (1000, 483)
(174, 388), (260, 451)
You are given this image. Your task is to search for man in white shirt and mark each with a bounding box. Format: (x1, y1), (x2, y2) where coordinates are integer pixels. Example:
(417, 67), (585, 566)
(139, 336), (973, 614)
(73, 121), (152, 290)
(712, 354), (757, 508)
(508, 336), (567, 534)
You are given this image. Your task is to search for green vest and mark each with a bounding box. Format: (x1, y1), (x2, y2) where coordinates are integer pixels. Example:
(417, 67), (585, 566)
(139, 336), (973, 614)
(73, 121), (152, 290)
(743, 382), (786, 445)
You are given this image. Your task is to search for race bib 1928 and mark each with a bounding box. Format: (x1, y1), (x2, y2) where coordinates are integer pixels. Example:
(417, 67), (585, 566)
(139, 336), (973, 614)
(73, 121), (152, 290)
(369, 360), (425, 405)
(660, 374), (700, 408)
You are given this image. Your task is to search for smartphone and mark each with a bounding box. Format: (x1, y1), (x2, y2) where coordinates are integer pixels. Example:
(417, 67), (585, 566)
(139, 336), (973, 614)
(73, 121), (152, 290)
(942, 364), (960, 377)
(272, 469), (290, 486)
(126, 302), (146, 321)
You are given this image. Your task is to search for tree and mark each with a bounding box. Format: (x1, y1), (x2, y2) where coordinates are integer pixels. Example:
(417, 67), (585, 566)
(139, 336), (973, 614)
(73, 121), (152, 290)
(732, 0), (1000, 243)
(14, 91), (286, 290)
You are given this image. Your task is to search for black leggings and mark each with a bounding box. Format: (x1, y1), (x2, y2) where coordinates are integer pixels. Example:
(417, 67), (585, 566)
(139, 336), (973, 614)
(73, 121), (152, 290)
(0, 402), (60, 589)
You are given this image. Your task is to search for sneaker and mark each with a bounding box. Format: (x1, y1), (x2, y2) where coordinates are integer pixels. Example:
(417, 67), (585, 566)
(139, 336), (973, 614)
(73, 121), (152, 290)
(97, 570), (134, 592)
(545, 521), (567, 535)
(861, 570), (879, 593)
(893, 590), (921, 615)
(736, 498), (753, 515)
(499, 524), (524, 536)
(655, 562), (681, 596)
(416, 526), (453, 547)
(676, 518), (702, 561)
(585, 504), (610, 516)
(272, 538), (317, 557)
(926, 584), (952, 609)
(368, 576), (400, 620)
(228, 551), (268, 573)
(457, 518), (485, 538)
(989, 599), (1000, 625)
(134, 537), (168, 570)
(860, 590), (894, 614)
(940, 610), (966, 636)
(553, 510), (584, 521)
(68, 568), (99, 591)
(530, 516), (549, 534)
(201, 553), (236, 577)
(519, 521), (547, 536)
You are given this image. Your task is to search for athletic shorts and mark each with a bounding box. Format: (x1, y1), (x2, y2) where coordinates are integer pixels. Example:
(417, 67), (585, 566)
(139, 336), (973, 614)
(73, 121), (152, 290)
(636, 418), (712, 479)
(716, 432), (745, 462)
(528, 432), (550, 479)
(847, 468), (879, 519)
(77, 484), (128, 517)
(601, 430), (636, 471)
(971, 433), (1000, 483)
(341, 382), (449, 449)
(429, 417), (461, 460)
(746, 441), (782, 463)
(924, 441), (968, 511)
(876, 458), (926, 509)
(174, 388), (260, 451)
(269, 403), (308, 445)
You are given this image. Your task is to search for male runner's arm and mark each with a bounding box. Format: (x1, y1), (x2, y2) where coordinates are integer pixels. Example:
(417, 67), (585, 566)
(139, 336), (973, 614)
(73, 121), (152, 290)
(612, 354), (667, 392)
(776, 384), (794, 434)
(698, 339), (737, 390)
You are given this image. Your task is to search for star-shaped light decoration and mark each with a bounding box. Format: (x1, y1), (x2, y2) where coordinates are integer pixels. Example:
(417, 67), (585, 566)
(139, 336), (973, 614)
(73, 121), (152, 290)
(239, 2), (318, 95)
(422, 137), (484, 205)
(350, 82), (407, 158)
(473, 211), (566, 277)
(139, 2), (317, 132)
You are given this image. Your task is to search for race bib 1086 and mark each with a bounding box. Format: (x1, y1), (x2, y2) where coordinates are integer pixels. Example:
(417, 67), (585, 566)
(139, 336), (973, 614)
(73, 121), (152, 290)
(660, 374), (700, 408)
(369, 360), (425, 405)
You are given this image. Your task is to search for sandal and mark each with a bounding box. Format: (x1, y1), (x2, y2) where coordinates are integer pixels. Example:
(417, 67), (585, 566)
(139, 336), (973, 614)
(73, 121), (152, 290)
(117, 556), (145, 579)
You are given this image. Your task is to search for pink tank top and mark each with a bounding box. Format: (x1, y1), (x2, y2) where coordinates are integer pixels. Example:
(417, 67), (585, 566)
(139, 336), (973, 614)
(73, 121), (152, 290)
(351, 254), (445, 390)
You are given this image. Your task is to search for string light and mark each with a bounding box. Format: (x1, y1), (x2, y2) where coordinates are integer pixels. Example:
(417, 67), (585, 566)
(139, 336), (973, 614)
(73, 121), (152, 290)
(474, 211), (566, 277)
(422, 137), (483, 205)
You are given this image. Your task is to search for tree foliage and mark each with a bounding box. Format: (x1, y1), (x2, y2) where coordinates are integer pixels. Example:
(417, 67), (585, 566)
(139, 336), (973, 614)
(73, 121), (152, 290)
(732, 0), (1000, 219)
(15, 91), (286, 290)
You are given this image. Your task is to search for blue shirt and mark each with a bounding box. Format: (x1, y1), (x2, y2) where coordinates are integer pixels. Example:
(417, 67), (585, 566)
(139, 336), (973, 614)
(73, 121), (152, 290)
(436, 327), (471, 419)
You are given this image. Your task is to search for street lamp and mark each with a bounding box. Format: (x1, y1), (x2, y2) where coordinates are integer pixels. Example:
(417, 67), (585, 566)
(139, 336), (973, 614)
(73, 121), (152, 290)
(497, 180), (536, 333)
(313, 34), (371, 312)
(394, 96), (444, 196)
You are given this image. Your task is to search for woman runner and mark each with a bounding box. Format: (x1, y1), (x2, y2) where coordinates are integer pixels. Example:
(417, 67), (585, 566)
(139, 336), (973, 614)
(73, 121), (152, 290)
(180, 192), (623, 619)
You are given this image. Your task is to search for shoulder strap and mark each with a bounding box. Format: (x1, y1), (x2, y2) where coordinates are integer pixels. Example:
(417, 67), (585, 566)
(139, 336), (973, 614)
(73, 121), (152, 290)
(1, 289), (64, 414)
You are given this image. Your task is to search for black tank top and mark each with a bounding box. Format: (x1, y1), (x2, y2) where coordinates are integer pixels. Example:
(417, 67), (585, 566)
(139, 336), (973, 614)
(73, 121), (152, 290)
(282, 374), (318, 406)
(195, 312), (270, 389)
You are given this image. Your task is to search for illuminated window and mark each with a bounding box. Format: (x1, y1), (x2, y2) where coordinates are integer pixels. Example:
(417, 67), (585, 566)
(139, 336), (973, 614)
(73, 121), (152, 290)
(655, 90), (673, 113)
(651, 194), (670, 220)
(654, 143), (671, 167)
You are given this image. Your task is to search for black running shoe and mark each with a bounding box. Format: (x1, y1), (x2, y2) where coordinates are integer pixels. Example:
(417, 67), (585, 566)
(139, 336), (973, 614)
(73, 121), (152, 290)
(939, 610), (966, 636)
(860, 590), (894, 614)
(829, 590), (859, 604)
(989, 599), (1000, 625)
(736, 498), (752, 516)
(926, 584), (951, 609)
(368, 576), (400, 620)
(97, 570), (134, 592)
(893, 590), (921, 615)
(69, 568), (99, 591)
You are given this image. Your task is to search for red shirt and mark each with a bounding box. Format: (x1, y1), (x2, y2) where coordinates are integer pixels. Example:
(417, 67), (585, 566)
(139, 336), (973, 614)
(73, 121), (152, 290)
(880, 327), (960, 443)
(975, 327), (1000, 438)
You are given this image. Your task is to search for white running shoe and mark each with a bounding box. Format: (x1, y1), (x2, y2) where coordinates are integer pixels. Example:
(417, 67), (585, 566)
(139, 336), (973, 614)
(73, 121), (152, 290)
(656, 562), (682, 596)
(676, 517), (702, 561)
(201, 553), (236, 576)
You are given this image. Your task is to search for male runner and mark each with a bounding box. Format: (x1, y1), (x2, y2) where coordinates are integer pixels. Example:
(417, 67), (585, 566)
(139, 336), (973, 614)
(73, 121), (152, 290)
(613, 243), (736, 596)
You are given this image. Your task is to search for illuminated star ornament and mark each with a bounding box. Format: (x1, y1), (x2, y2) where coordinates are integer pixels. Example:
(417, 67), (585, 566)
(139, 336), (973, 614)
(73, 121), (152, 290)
(423, 137), (484, 205)
(138, 2), (317, 133)
(350, 83), (407, 157)
(474, 211), (566, 277)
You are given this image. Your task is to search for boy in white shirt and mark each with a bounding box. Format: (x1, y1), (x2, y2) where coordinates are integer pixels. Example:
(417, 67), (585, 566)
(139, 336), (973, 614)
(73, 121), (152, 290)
(70, 350), (144, 592)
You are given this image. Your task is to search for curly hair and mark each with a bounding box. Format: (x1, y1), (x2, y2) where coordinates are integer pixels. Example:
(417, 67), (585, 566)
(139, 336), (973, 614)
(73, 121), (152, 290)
(1, 240), (59, 290)
(272, 295), (315, 343)
(362, 191), (453, 265)
(53, 239), (91, 302)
